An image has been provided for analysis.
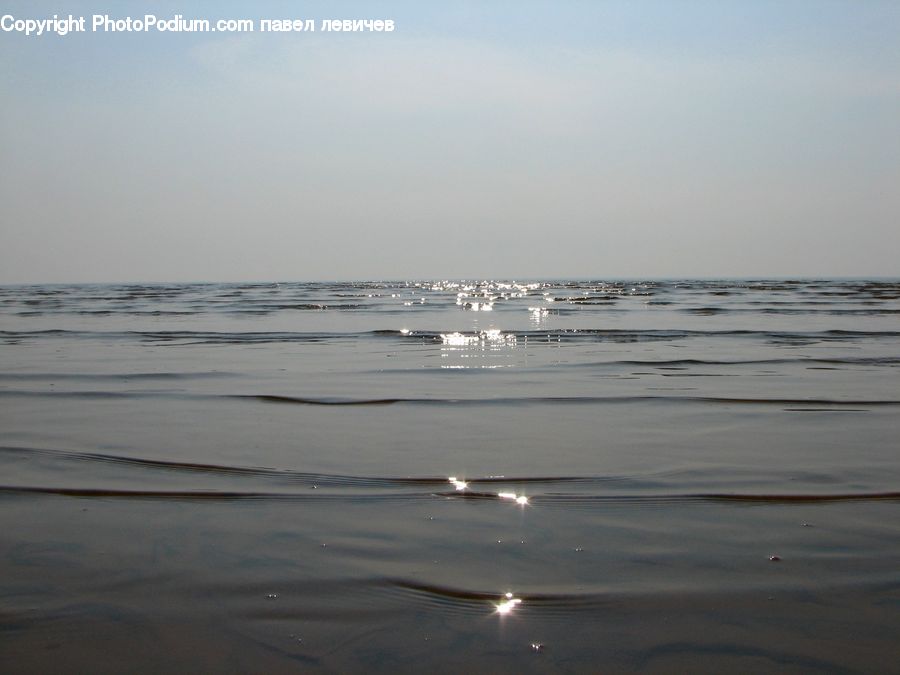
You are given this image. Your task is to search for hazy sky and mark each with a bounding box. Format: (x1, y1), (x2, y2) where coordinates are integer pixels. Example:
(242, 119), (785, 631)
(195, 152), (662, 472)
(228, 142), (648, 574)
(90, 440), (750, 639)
(1, 0), (898, 282)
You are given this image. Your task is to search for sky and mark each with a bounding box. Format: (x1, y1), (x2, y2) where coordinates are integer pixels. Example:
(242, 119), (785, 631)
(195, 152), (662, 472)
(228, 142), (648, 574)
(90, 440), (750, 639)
(1, 0), (898, 282)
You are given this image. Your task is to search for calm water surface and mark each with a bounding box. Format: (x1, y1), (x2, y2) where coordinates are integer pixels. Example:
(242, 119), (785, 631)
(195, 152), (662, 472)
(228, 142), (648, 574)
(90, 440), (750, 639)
(1, 279), (899, 673)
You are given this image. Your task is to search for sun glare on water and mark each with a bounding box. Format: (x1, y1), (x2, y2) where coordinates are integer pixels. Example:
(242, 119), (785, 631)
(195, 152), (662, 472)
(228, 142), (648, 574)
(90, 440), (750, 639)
(495, 592), (522, 615)
(448, 476), (468, 491)
(498, 491), (529, 505)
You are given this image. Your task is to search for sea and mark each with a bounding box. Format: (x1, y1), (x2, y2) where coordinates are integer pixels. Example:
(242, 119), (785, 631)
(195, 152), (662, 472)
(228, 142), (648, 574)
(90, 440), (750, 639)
(1, 279), (898, 673)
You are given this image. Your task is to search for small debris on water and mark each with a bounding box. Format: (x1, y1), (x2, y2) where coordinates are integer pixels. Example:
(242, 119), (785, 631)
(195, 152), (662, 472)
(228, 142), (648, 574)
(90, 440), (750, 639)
(769, 555), (781, 561)
(574, 547), (584, 552)
(531, 642), (545, 652)
(266, 593), (278, 599)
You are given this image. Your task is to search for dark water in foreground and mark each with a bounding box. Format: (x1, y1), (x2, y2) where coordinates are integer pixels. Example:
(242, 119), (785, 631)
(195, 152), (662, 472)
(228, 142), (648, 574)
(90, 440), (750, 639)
(1, 279), (899, 673)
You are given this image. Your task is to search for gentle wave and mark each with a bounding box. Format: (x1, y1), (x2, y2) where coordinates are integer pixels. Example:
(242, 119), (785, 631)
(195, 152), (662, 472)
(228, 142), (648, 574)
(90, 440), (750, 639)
(4, 328), (900, 345)
(3, 484), (897, 505)
(0, 371), (239, 382)
(0, 445), (597, 487)
(598, 357), (900, 367)
(1, 390), (896, 408)
(679, 307), (900, 316)
(0, 485), (432, 502)
(210, 575), (900, 628)
(230, 576), (620, 620)
(3, 446), (872, 492)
